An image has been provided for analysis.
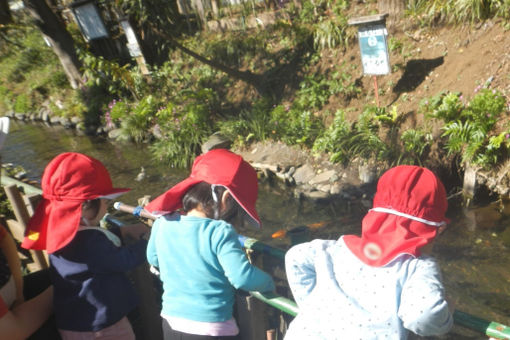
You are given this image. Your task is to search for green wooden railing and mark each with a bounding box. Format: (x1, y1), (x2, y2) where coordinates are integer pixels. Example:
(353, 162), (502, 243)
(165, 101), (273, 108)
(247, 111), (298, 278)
(237, 233), (510, 340)
(0, 181), (506, 340)
(106, 206), (510, 340)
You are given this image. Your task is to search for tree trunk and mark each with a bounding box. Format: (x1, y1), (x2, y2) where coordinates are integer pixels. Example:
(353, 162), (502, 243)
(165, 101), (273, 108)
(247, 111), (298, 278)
(377, 0), (405, 16)
(378, 0), (405, 28)
(23, 0), (83, 89)
(0, 0), (12, 25)
(193, 0), (207, 30)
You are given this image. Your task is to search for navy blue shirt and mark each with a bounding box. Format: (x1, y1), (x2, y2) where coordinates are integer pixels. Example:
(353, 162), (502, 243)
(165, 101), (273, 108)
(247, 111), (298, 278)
(50, 229), (147, 331)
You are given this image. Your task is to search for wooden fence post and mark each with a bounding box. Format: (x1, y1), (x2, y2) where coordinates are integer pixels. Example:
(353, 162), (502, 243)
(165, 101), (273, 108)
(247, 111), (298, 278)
(3, 184), (48, 271)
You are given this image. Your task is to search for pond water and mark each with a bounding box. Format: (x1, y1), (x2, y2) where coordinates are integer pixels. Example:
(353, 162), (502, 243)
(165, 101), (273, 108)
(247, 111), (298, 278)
(3, 121), (510, 339)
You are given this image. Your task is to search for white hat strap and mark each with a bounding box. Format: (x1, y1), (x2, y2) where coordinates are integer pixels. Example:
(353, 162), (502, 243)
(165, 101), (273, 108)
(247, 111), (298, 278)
(370, 207), (446, 227)
(211, 184), (219, 202)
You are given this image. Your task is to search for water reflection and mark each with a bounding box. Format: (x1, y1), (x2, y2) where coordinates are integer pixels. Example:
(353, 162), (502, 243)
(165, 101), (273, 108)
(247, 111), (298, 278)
(4, 120), (510, 338)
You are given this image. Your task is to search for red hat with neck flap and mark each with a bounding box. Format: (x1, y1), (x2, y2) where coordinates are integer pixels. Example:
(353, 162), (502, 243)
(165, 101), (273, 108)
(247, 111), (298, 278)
(145, 149), (261, 227)
(22, 152), (130, 253)
(343, 165), (448, 267)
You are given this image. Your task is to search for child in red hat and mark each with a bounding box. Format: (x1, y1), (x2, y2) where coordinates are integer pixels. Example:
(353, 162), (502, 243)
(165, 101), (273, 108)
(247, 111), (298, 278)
(284, 165), (454, 340)
(22, 152), (149, 340)
(145, 149), (275, 340)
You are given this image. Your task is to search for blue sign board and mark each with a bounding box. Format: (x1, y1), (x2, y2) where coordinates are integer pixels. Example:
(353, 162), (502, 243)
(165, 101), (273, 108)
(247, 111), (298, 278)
(358, 24), (390, 75)
(73, 3), (108, 41)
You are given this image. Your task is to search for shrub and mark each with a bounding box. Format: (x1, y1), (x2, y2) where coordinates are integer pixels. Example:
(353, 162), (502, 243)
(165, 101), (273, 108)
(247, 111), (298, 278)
(425, 89), (510, 167)
(423, 92), (464, 121)
(270, 104), (324, 147)
(313, 109), (352, 163)
(14, 94), (31, 113)
(219, 98), (273, 145)
(151, 101), (213, 168)
(400, 129), (432, 165)
(313, 17), (349, 51)
(107, 100), (130, 124)
(118, 95), (159, 142)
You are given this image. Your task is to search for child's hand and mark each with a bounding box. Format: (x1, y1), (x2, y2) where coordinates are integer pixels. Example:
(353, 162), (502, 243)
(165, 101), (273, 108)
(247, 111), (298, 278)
(120, 223), (150, 242)
(445, 296), (457, 314)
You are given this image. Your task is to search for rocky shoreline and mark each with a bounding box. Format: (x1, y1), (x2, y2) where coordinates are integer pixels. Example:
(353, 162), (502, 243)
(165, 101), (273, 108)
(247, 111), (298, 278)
(6, 111), (509, 205)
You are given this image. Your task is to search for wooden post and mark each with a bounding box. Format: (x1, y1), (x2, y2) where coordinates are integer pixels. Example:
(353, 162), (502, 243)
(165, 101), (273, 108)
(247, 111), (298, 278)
(236, 294), (267, 340)
(24, 193), (41, 216)
(236, 249), (269, 340)
(3, 184), (48, 270)
(373, 75), (380, 107)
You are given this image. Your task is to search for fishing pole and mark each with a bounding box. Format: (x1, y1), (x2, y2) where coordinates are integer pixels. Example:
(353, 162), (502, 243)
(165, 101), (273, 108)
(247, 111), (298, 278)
(110, 202), (510, 339)
(111, 202), (286, 259)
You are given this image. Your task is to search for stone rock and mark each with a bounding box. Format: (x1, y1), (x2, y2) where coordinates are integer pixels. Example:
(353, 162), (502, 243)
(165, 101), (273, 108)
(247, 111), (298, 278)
(71, 116), (82, 125)
(6, 111), (14, 118)
(75, 122), (86, 131)
(317, 184), (331, 193)
(202, 132), (232, 153)
(463, 166), (477, 198)
(152, 124), (163, 139)
(62, 118), (74, 129)
(50, 116), (61, 125)
(15, 113), (26, 121)
(358, 163), (377, 184)
(293, 164), (315, 184)
(41, 109), (50, 122)
(108, 128), (123, 140)
(309, 170), (336, 185)
(14, 171), (27, 180)
(330, 183), (342, 195)
(287, 166), (296, 177)
(302, 190), (330, 202)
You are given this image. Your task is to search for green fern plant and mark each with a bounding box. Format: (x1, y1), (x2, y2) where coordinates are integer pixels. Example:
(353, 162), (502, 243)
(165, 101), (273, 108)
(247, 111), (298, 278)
(453, 0), (493, 23)
(426, 92), (464, 121)
(313, 17), (349, 51)
(400, 129), (432, 165)
(118, 95), (159, 142)
(438, 89), (508, 167)
(151, 101), (212, 168)
(313, 109), (350, 156)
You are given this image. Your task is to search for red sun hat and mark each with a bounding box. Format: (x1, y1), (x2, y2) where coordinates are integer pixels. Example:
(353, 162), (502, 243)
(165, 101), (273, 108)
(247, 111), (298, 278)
(145, 149), (261, 227)
(343, 165), (448, 267)
(22, 152), (130, 253)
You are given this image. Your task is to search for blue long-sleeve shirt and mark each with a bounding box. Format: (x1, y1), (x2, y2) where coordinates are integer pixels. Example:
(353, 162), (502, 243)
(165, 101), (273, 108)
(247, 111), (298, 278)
(284, 237), (453, 340)
(50, 228), (147, 331)
(147, 213), (275, 322)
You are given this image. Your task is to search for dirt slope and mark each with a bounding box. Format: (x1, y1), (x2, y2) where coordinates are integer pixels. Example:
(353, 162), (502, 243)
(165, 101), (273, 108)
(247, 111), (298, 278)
(339, 20), (510, 121)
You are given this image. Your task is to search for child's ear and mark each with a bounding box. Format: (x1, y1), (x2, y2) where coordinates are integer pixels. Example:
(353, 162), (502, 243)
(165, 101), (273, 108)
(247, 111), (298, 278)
(81, 204), (94, 221)
(220, 190), (231, 211)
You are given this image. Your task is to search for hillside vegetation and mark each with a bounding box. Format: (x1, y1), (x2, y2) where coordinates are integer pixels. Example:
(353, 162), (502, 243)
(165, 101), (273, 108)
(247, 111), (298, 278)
(1, 0), (509, 176)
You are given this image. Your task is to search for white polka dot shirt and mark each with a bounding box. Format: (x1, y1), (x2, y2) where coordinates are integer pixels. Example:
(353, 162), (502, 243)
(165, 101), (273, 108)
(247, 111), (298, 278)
(284, 237), (453, 340)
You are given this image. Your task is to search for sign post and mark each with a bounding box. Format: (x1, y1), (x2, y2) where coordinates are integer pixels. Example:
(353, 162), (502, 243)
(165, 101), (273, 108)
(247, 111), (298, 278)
(70, 0), (109, 41)
(348, 14), (390, 107)
(120, 19), (150, 76)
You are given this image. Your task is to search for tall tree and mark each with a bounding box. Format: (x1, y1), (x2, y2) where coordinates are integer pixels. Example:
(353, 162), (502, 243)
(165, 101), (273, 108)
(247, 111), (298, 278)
(0, 0), (12, 25)
(23, 0), (83, 89)
(378, 0), (405, 17)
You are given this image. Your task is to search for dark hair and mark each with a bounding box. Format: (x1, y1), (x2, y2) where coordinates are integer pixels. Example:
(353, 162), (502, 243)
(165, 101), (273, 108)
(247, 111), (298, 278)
(82, 199), (101, 219)
(182, 181), (246, 226)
